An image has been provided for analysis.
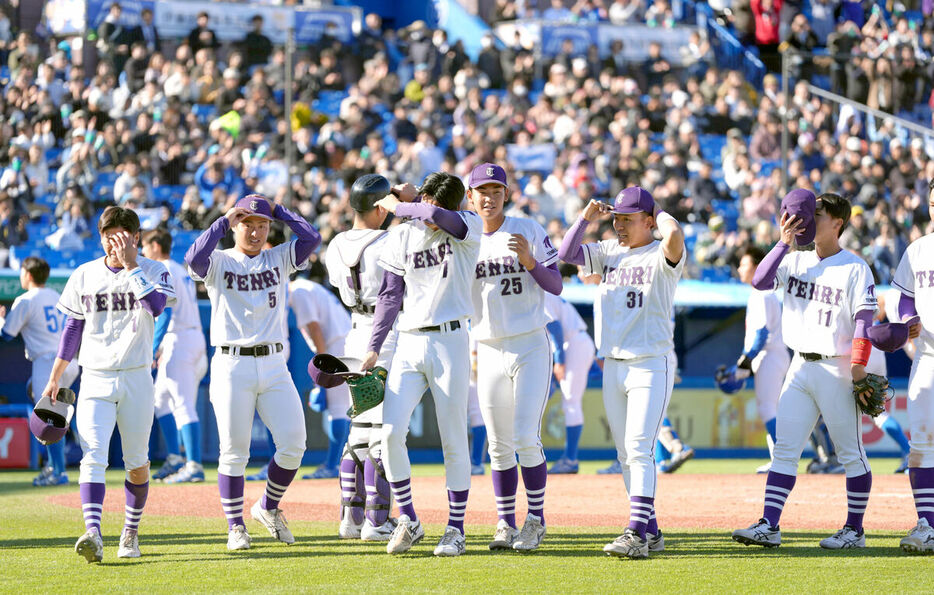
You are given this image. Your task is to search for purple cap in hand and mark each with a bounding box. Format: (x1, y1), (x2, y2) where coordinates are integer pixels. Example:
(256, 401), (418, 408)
(780, 189), (816, 246)
(611, 186), (655, 214)
(867, 315), (921, 353)
(468, 163), (508, 188)
(235, 194), (274, 221)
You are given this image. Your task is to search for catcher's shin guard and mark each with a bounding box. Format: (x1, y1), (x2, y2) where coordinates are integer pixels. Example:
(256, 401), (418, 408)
(365, 451), (393, 527)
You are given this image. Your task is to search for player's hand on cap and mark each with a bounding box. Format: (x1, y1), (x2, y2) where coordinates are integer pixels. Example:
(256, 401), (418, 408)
(374, 193), (400, 214)
(392, 183), (417, 203)
(42, 378), (60, 403)
(360, 351), (379, 371)
(779, 211), (804, 246)
(581, 199), (610, 222)
(553, 362), (566, 382)
(507, 234), (536, 270)
(110, 230), (138, 269)
(225, 206), (252, 226)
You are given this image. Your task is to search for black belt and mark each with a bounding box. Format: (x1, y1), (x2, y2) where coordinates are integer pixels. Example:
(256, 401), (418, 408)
(351, 304), (376, 315)
(415, 320), (461, 333)
(221, 343), (284, 357)
(351, 421), (382, 429)
(798, 351), (835, 362)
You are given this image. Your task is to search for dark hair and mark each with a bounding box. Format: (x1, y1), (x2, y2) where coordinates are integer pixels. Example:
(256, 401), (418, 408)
(142, 228), (172, 255)
(742, 246), (767, 265)
(98, 205), (141, 234)
(22, 256), (50, 285)
(419, 172), (465, 211)
(817, 192), (851, 237)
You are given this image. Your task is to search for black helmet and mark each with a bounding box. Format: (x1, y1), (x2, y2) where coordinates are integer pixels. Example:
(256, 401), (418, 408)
(349, 174), (391, 213)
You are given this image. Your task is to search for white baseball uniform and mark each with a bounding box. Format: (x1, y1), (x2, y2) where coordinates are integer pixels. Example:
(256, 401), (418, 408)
(1, 287), (79, 400)
(544, 292), (596, 427)
(581, 239), (685, 499)
(58, 257), (176, 483)
(467, 331), (483, 428)
(190, 242), (307, 476)
(893, 234), (934, 467)
(154, 259), (207, 428)
(769, 249), (877, 478)
(471, 216), (558, 470)
(290, 278), (352, 419)
(378, 211), (482, 491)
(743, 289), (790, 424)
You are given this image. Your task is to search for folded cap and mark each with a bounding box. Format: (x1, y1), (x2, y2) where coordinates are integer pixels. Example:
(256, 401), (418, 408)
(780, 188), (817, 246)
(867, 316), (920, 352)
(234, 194), (274, 221)
(468, 162), (508, 188)
(611, 186), (655, 214)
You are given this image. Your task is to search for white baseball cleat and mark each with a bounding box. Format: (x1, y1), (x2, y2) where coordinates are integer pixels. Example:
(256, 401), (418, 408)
(433, 526), (466, 557)
(338, 507), (363, 539)
(732, 518), (781, 547)
(489, 519), (519, 550)
(117, 528), (141, 558)
(603, 528), (649, 559)
(361, 518), (397, 542)
(386, 514), (424, 554)
(75, 528), (104, 563)
(227, 525), (252, 551)
(250, 499), (295, 545)
(819, 525), (865, 549)
(900, 518), (934, 554)
(513, 513), (546, 552)
(647, 530), (665, 552)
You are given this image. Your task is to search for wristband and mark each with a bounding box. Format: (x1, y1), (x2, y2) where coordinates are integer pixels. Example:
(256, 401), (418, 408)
(655, 210), (676, 227)
(128, 268), (155, 298)
(851, 338), (871, 367)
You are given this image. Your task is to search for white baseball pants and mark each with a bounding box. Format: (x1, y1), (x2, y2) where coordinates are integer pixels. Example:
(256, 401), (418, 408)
(555, 330), (596, 427)
(209, 351), (306, 475)
(908, 353), (934, 467)
(344, 317), (398, 452)
(752, 347), (791, 423)
(76, 366), (154, 483)
(154, 328), (207, 426)
(476, 328), (552, 470)
(603, 354), (675, 498)
(381, 325), (471, 491)
(771, 354), (870, 478)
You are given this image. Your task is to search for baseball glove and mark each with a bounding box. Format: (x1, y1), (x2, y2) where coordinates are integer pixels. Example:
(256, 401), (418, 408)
(346, 367), (388, 418)
(853, 373), (893, 417)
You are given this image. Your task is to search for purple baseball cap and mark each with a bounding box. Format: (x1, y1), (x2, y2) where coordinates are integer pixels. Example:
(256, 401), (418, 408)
(867, 315), (921, 352)
(780, 189), (817, 246)
(235, 194), (274, 221)
(29, 391), (75, 446)
(611, 186), (655, 214)
(308, 353), (364, 388)
(468, 163), (508, 188)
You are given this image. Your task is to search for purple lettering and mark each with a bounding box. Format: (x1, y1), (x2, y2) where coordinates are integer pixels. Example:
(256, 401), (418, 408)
(112, 292), (126, 311)
(502, 256), (517, 274)
(795, 280), (808, 299)
(250, 273), (264, 291)
(262, 271), (276, 288)
(618, 267), (631, 286)
(928, 270), (934, 288)
(631, 266), (645, 286)
(128, 293), (139, 310)
(786, 277), (797, 294)
(820, 286), (833, 305)
(475, 263), (486, 279)
(224, 271), (235, 289)
(425, 250), (438, 267)
(807, 282), (817, 301)
(236, 274), (249, 291)
(488, 261), (502, 276)
(272, 267), (281, 284)
(414, 252), (425, 268)
(95, 293), (107, 312)
(834, 289), (844, 306)
(81, 295), (93, 311)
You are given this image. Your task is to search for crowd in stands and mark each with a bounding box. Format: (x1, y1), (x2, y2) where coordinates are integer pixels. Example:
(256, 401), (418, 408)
(0, 1), (932, 288)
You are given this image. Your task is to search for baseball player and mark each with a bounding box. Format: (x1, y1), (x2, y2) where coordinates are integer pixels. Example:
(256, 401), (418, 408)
(736, 245), (791, 473)
(545, 292), (596, 475)
(45, 206), (175, 562)
(732, 191), (877, 550)
(324, 173), (400, 541)
(141, 230), (209, 484)
(558, 186), (686, 559)
(185, 194), (321, 551)
(0, 257), (79, 486)
(467, 162), (562, 552)
(468, 332), (488, 476)
(890, 187), (934, 553)
(290, 275), (352, 480)
(360, 171), (482, 556)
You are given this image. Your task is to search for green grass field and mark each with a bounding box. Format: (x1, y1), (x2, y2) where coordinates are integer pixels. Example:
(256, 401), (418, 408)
(0, 460), (926, 594)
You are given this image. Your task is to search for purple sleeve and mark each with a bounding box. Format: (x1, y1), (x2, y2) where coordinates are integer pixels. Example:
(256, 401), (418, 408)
(56, 317), (85, 361)
(557, 216), (588, 265)
(185, 216), (229, 278)
(854, 309), (874, 339)
(751, 241), (790, 290)
(898, 293), (918, 319)
(529, 262), (563, 295)
(395, 202), (468, 240)
(367, 271), (404, 354)
(274, 204), (322, 265)
(139, 291), (167, 317)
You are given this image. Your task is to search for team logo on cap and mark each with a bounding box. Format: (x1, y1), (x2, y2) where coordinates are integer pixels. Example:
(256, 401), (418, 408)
(486, 166), (494, 177)
(250, 200), (258, 210)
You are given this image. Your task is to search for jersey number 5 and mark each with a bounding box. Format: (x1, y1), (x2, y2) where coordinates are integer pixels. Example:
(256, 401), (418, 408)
(268, 291), (277, 308)
(43, 305), (66, 332)
(500, 277), (523, 295)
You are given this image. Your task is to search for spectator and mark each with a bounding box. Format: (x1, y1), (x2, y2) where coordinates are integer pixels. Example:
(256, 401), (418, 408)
(809, 0), (839, 45)
(641, 42), (671, 88)
(23, 145), (49, 198)
(867, 58), (896, 113)
(781, 14), (819, 81)
(477, 34), (505, 89)
(241, 15), (273, 70)
(608, 0), (645, 24)
(0, 194), (27, 266)
(645, 0), (675, 28)
(686, 161), (722, 220)
(749, 115), (781, 161)
(542, 0), (575, 21)
(130, 7), (160, 55)
(187, 11), (220, 55)
(113, 157), (152, 204)
(751, 0), (782, 70)
(124, 42), (149, 94)
(96, 3), (130, 71)
(215, 68), (244, 113)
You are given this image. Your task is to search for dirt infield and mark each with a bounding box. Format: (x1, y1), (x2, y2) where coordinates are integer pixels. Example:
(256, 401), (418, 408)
(48, 472), (916, 531)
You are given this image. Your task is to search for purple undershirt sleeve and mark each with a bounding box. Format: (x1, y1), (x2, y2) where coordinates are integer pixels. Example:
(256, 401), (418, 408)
(751, 241), (789, 290)
(395, 202), (468, 240)
(898, 293), (918, 319)
(367, 271), (404, 354)
(529, 262), (563, 295)
(854, 309), (874, 339)
(185, 216), (229, 278)
(274, 204), (321, 264)
(139, 290), (167, 317)
(57, 317), (84, 361)
(557, 216), (588, 265)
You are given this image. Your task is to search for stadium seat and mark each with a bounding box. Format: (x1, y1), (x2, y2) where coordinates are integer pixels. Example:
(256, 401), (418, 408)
(192, 104), (218, 124)
(699, 266), (734, 283)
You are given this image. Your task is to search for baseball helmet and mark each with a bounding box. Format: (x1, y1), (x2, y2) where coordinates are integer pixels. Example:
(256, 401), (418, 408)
(308, 353), (365, 388)
(715, 365), (744, 394)
(867, 315), (921, 352)
(780, 189), (817, 246)
(29, 388), (76, 445)
(349, 174), (391, 213)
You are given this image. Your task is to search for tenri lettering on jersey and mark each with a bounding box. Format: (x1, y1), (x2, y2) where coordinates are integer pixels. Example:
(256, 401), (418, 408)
(915, 270), (934, 288)
(475, 256), (526, 278)
(786, 275), (844, 305)
(222, 267), (282, 291)
(408, 240), (451, 269)
(602, 265), (654, 286)
(81, 292), (140, 312)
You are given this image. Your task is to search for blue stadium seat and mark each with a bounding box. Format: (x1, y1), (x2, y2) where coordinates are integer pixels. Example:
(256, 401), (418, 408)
(44, 147), (63, 166)
(273, 89), (285, 105)
(192, 104), (218, 124)
(698, 134), (727, 163)
(313, 90), (348, 118)
(759, 160), (781, 176)
(699, 266), (734, 283)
